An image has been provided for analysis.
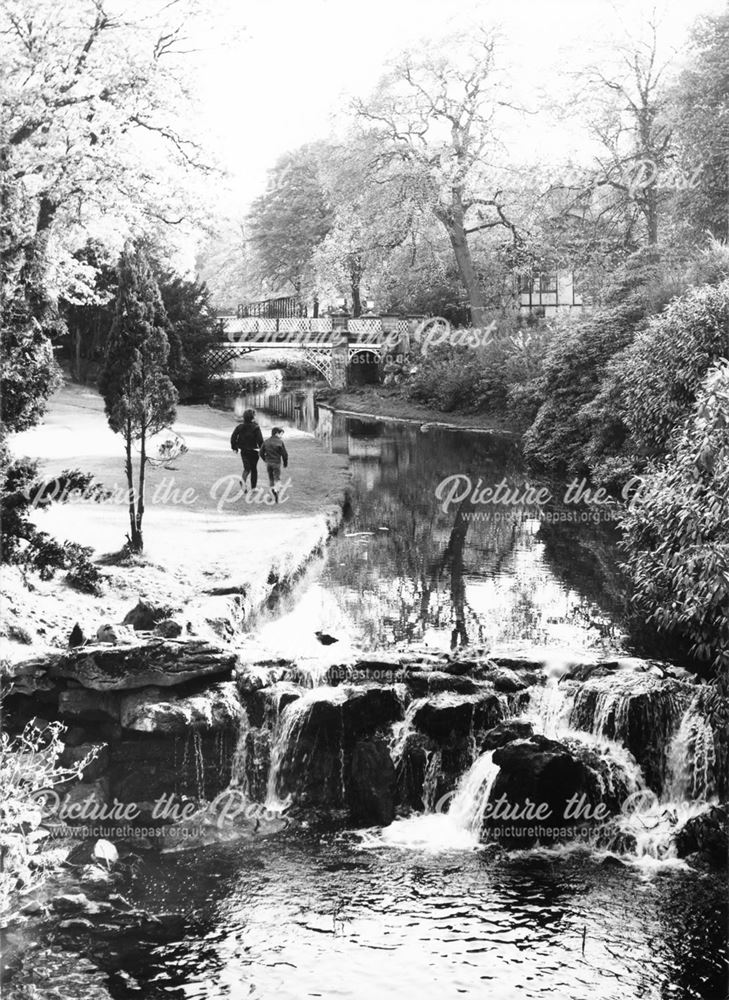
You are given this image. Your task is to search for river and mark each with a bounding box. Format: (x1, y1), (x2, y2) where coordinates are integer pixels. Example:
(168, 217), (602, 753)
(4, 388), (727, 1000)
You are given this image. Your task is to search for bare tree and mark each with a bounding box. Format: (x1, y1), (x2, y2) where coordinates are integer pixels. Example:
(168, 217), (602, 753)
(354, 30), (524, 328)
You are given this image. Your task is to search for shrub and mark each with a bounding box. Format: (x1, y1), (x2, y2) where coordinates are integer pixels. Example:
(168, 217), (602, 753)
(620, 361), (729, 682)
(0, 444), (104, 591)
(0, 717), (95, 912)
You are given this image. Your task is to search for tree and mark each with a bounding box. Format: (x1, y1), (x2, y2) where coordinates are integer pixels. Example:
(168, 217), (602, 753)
(0, 0), (214, 419)
(354, 30), (525, 328)
(99, 246), (177, 552)
(671, 10), (729, 241)
(312, 137), (418, 315)
(247, 145), (332, 299)
(61, 242), (117, 383)
(579, 10), (676, 247)
(158, 272), (220, 402)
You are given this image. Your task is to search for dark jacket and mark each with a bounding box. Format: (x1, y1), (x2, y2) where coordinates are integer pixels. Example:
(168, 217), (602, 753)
(260, 435), (288, 467)
(231, 421), (263, 452)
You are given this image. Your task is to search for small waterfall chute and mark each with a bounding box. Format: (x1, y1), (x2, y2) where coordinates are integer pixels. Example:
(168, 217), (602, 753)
(447, 751), (500, 836)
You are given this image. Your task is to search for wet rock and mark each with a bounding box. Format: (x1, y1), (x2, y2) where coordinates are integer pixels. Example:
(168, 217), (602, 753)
(481, 720), (534, 751)
(675, 804), (728, 867)
(569, 676), (685, 792)
(109, 729), (237, 803)
(275, 696), (345, 807)
(119, 682), (242, 734)
(154, 618), (184, 639)
(347, 738), (396, 826)
(50, 639), (237, 691)
(341, 686), (403, 736)
(481, 667), (529, 694)
(59, 742), (110, 781)
(394, 731), (431, 811)
(486, 736), (595, 845)
(122, 600), (172, 631)
(404, 671), (480, 697)
(241, 681), (303, 728)
(273, 687), (402, 809)
(50, 892), (102, 915)
(68, 623), (87, 648)
(412, 692), (503, 745)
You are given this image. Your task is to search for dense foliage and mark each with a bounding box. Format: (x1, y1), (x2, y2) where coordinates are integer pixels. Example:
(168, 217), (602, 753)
(621, 362), (729, 682)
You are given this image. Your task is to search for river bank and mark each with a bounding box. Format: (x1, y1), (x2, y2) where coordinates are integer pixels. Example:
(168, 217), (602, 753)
(2, 381), (350, 664)
(321, 385), (518, 435)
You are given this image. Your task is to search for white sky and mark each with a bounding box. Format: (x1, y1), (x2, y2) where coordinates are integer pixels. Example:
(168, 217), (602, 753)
(192, 0), (725, 216)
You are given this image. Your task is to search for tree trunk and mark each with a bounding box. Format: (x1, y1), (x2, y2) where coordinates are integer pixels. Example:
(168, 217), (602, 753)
(444, 203), (488, 329)
(135, 424), (146, 552)
(124, 419), (142, 552)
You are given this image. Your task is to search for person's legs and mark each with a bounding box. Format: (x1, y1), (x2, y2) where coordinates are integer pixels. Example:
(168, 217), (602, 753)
(267, 463), (281, 502)
(241, 451), (252, 489)
(242, 450), (259, 489)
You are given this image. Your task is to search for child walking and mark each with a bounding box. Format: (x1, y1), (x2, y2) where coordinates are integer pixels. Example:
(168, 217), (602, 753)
(260, 427), (288, 503)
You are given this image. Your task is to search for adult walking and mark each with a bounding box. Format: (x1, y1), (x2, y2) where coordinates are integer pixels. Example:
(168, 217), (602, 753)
(230, 408), (264, 491)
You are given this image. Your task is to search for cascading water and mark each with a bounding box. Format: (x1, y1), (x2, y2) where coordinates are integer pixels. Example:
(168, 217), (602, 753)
(447, 751), (500, 835)
(528, 675), (576, 737)
(664, 695), (717, 802)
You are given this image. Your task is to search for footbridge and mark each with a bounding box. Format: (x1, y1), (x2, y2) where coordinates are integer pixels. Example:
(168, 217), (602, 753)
(208, 315), (419, 387)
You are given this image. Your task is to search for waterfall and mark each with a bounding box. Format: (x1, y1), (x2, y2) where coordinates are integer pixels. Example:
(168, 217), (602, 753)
(265, 697), (308, 807)
(447, 751), (500, 835)
(664, 697), (717, 802)
(528, 676), (575, 738)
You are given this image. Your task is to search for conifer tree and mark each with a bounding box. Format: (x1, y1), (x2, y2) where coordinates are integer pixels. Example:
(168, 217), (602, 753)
(100, 246), (177, 552)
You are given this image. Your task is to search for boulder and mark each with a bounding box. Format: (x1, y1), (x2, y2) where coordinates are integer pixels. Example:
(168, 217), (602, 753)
(49, 639), (237, 691)
(486, 736), (595, 845)
(273, 686), (403, 809)
(122, 601), (172, 631)
(346, 738), (396, 826)
(120, 682), (242, 734)
(412, 692), (503, 745)
(481, 667), (529, 694)
(154, 619), (184, 639)
(68, 624), (87, 648)
(675, 804), (728, 867)
(341, 686), (403, 736)
(481, 720), (534, 751)
(96, 624), (134, 644)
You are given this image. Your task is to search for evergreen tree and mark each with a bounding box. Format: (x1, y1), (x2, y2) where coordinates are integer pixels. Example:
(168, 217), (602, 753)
(158, 273), (220, 402)
(99, 246), (177, 552)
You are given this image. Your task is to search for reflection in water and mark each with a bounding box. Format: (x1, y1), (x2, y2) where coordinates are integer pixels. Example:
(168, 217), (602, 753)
(239, 386), (630, 656)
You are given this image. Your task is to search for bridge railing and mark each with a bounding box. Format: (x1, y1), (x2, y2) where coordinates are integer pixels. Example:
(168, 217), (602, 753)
(221, 315), (420, 344)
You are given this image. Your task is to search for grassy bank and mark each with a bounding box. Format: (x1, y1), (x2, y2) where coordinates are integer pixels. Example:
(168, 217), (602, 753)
(2, 382), (350, 662)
